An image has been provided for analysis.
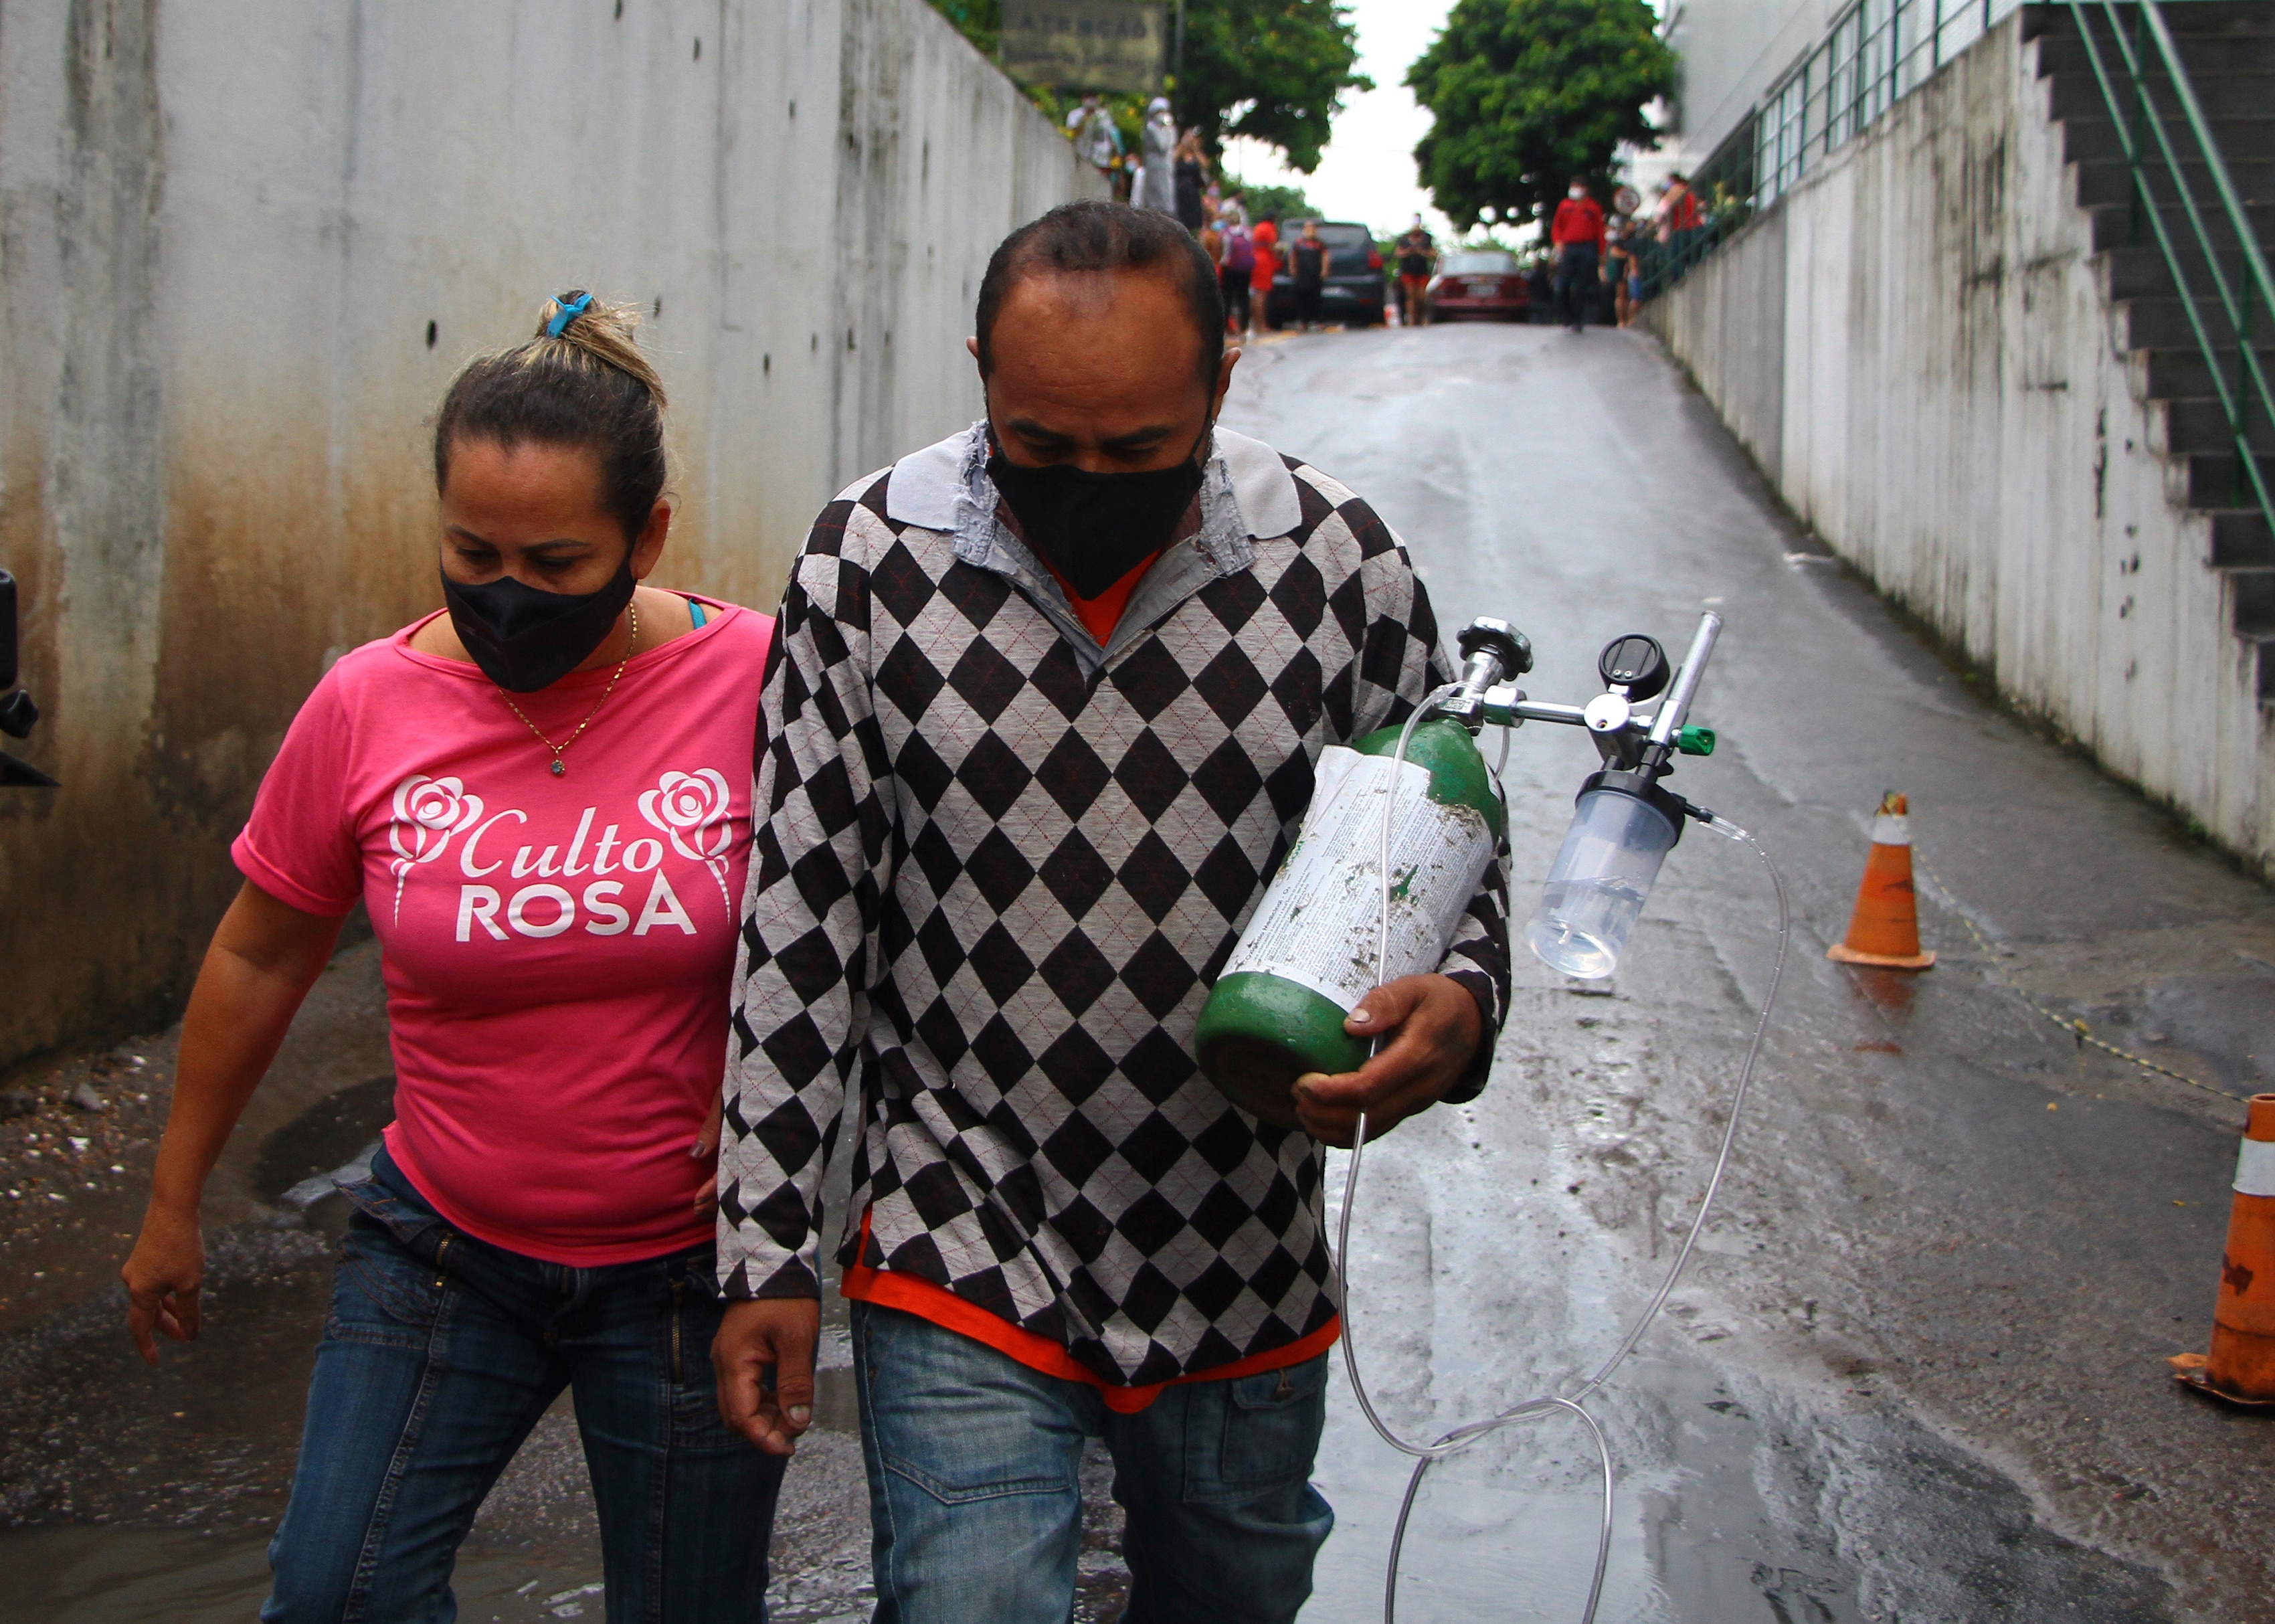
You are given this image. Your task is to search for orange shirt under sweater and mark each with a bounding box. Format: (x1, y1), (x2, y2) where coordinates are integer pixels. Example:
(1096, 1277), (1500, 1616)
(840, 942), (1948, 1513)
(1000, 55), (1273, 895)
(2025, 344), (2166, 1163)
(842, 1211), (1341, 1411)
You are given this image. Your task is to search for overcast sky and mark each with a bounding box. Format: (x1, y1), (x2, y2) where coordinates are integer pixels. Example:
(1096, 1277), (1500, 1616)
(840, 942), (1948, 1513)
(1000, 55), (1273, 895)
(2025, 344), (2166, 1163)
(1219, 0), (1459, 240)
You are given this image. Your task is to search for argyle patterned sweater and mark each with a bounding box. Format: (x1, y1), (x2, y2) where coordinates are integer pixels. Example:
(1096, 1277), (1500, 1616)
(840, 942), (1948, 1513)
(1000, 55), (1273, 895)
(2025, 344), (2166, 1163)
(719, 424), (1511, 1386)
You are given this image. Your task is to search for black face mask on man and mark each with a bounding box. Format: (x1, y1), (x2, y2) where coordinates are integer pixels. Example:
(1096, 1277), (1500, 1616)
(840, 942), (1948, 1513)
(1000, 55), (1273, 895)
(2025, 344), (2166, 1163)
(986, 425), (1209, 600)
(440, 553), (637, 693)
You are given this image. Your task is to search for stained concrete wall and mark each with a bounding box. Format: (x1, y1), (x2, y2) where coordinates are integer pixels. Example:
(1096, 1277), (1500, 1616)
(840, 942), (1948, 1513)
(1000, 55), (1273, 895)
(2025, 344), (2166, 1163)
(0, 0), (1102, 1067)
(1648, 13), (2274, 875)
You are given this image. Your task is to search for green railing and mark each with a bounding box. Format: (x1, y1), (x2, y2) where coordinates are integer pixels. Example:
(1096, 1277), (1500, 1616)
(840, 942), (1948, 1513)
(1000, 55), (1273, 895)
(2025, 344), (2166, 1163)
(1637, 0), (2029, 298)
(2067, 0), (2275, 525)
(1632, 115), (1756, 298)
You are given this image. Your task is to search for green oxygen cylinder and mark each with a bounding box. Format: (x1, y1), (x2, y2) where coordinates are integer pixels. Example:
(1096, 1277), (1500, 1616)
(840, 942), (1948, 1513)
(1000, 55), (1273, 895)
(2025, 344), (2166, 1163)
(1195, 715), (1506, 1127)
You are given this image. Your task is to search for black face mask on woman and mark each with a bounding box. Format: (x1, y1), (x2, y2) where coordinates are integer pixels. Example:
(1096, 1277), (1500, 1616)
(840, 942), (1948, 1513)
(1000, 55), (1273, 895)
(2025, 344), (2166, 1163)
(986, 426), (1210, 600)
(440, 553), (636, 693)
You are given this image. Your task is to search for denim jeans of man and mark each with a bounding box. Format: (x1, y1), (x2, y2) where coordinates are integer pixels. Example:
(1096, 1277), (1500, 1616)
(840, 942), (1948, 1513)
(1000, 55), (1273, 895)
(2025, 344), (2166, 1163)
(1554, 244), (1600, 329)
(852, 1301), (1334, 1624)
(262, 1149), (784, 1624)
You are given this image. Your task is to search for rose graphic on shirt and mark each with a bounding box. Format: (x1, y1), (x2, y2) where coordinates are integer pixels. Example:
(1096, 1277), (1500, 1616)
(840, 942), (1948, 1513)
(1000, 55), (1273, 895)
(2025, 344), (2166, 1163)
(388, 774), (485, 923)
(638, 768), (735, 905)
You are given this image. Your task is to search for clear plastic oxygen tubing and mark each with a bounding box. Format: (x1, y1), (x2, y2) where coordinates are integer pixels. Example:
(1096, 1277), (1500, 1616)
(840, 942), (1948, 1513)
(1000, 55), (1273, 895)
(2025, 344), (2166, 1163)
(1342, 689), (1792, 1624)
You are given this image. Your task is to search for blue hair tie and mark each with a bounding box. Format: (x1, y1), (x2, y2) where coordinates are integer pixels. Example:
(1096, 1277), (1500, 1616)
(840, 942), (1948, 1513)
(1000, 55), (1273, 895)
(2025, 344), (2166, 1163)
(545, 292), (593, 337)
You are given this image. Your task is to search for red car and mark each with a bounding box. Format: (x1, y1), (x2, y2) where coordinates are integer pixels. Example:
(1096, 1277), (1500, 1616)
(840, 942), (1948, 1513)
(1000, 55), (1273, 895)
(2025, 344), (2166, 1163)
(1425, 250), (1528, 322)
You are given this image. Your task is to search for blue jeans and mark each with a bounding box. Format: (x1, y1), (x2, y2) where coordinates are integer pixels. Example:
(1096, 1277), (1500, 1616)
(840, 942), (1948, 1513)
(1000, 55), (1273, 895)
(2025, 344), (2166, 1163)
(263, 1150), (784, 1623)
(852, 1302), (1333, 1624)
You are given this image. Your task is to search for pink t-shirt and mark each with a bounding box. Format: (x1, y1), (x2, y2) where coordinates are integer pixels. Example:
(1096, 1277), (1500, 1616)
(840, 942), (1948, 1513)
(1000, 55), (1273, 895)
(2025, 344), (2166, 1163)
(233, 598), (774, 1266)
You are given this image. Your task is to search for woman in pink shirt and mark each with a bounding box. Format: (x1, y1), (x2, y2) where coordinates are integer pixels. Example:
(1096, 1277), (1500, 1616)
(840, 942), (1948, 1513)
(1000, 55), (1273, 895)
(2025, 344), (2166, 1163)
(119, 294), (782, 1621)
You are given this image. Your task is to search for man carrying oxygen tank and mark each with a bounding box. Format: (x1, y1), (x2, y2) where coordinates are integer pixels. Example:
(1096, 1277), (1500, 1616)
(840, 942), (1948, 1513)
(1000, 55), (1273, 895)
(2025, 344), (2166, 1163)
(710, 199), (1512, 1622)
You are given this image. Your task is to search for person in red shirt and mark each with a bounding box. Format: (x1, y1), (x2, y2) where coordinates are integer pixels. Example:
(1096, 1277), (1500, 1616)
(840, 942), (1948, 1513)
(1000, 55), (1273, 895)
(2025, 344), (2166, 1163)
(1248, 211), (1280, 337)
(1549, 176), (1607, 333)
(1659, 171), (1706, 266)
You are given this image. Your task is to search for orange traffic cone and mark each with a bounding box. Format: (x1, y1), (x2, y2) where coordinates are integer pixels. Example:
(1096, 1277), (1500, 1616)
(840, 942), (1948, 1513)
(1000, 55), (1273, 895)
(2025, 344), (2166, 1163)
(2172, 1092), (2275, 1407)
(1827, 792), (1935, 970)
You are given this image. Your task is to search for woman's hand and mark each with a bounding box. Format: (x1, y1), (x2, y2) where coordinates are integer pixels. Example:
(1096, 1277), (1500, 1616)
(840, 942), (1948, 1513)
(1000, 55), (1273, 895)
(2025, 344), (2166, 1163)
(122, 1202), (206, 1365)
(690, 1091), (724, 1220)
(119, 879), (343, 1364)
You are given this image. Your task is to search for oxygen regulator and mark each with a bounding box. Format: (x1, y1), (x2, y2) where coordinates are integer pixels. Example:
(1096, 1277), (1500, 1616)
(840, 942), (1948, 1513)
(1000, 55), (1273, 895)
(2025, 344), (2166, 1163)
(1197, 613), (1729, 1122)
(1197, 612), (1769, 1624)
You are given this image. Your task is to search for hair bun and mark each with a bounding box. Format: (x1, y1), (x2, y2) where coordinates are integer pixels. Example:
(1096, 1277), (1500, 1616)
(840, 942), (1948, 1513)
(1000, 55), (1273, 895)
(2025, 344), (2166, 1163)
(531, 292), (666, 408)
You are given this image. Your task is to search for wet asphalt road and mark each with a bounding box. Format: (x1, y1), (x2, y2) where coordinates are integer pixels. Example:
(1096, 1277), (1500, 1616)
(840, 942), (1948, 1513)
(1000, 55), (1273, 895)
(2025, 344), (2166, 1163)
(1225, 323), (2273, 1621)
(3, 319), (2272, 1623)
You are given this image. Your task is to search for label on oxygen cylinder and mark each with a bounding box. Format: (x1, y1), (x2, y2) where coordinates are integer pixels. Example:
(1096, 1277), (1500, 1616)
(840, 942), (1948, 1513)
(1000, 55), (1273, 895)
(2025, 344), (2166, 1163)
(1221, 745), (1497, 1012)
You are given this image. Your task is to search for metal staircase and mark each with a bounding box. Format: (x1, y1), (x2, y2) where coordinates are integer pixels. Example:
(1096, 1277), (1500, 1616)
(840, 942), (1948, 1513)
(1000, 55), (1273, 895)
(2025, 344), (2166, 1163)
(2029, 0), (2275, 700)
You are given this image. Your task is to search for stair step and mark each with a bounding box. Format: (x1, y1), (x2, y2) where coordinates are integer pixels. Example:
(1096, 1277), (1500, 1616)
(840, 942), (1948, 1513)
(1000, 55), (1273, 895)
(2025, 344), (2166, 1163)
(2051, 67), (2275, 122)
(2116, 294), (2275, 347)
(2074, 157), (2275, 208)
(2138, 342), (2275, 395)
(2089, 195), (2275, 252)
(2210, 507), (2275, 566)
(2098, 241), (2264, 297)
(2037, 30), (2275, 78)
(2060, 113), (2275, 166)
(2179, 450), (2275, 507)
(2232, 566), (2275, 636)
(2033, 2), (2275, 41)
(2158, 395), (2275, 452)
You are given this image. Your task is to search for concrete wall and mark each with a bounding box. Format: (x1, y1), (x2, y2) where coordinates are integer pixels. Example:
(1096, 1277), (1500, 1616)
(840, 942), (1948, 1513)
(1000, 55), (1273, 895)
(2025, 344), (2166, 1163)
(1649, 13), (2274, 873)
(0, 0), (1101, 1067)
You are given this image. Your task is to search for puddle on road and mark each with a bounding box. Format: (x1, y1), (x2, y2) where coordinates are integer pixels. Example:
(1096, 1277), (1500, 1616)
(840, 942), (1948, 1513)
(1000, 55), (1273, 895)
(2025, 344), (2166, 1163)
(0, 1524), (602, 1624)
(0, 1079), (1085, 1624)
(250, 1074), (393, 1207)
(1299, 979), (2177, 1624)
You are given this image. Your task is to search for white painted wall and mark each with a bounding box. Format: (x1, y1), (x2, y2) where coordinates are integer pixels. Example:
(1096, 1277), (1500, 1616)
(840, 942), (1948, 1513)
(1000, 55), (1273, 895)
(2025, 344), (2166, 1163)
(1665, 0), (1841, 159)
(0, 0), (1102, 1065)
(1649, 15), (2272, 872)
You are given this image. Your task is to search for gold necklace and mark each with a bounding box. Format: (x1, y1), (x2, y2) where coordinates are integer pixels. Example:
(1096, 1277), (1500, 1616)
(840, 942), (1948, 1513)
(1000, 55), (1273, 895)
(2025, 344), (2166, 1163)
(496, 600), (639, 777)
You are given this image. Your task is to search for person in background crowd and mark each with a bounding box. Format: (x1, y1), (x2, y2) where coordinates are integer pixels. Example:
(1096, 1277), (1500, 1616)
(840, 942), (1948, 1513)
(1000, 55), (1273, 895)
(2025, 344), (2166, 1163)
(1605, 215), (1639, 328)
(1289, 217), (1328, 331)
(1219, 207), (1256, 335)
(1394, 213), (1436, 326)
(709, 197), (1510, 1624)
(1550, 177), (1607, 333)
(1174, 128), (1211, 234)
(1137, 97), (1177, 214)
(1070, 95), (1127, 202)
(1218, 189), (1247, 230)
(1526, 253), (1556, 324)
(120, 293), (782, 1621)
(1658, 171), (1704, 258)
(1249, 209), (1280, 337)
(1198, 206), (1224, 271)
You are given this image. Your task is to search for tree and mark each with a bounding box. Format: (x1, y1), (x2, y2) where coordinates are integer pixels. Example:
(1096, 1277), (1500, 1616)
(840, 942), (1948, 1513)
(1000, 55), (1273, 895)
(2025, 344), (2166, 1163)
(924, 0), (1367, 175)
(1405, 0), (1673, 230)
(1223, 178), (1315, 221)
(1178, 0), (1370, 175)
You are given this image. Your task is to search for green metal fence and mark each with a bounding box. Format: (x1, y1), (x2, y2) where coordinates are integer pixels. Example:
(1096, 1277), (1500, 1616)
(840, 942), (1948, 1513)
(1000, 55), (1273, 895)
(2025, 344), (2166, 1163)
(1637, 0), (2029, 296)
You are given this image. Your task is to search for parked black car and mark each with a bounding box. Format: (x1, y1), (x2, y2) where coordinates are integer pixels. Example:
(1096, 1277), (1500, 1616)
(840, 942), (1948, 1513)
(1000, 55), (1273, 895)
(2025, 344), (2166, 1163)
(1265, 221), (1386, 329)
